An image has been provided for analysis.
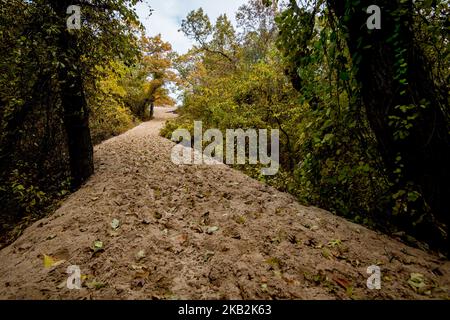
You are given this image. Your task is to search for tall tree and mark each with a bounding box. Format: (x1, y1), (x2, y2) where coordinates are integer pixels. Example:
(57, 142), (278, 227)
(236, 0), (278, 62)
(49, 0), (93, 189)
(274, 0), (449, 250)
(46, 0), (143, 188)
(139, 35), (177, 119)
(326, 0), (450, 250)
(181, 9), (238, 65)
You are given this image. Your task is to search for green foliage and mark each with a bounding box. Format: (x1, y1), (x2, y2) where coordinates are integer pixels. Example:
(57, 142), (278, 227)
(0, 0), (176, 246)
(164, 0), (450, 248)
(6, 164), (48, 215)
(272, 0), (449, 248)
(88, 62), (138, 144)
(163, 2), (391, 232)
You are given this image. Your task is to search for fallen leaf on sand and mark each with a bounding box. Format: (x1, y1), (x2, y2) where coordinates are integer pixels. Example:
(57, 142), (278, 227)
(133, 269), (150, 279)
(191, 225), (203, 233)
(204, 251), (215, 262)
(206, 226), (219, 235)
(136, 250), (146, 261)
(86, 281), (106, 290)
(43, 254), (65, 269)
(333, 277), (351, 289)
(173, 234), (188, 245)
(130, 265), (146, 271)
(131, 278), (145, 288)
(328, 239), (342, 248)
(111, 219), (120, 230)
(408, 273), (427, 292)
(92, 240), (104, 253)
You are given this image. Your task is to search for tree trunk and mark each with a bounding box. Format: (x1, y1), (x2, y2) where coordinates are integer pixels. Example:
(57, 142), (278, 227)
(61, 69), (94, 189)
(51, 0), (94, 189)
(150, 101), (155, 118)
(328, 0), (450, 252)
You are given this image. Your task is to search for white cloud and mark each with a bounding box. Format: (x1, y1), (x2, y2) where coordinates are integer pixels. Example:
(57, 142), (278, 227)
(136, 0), (248, 54)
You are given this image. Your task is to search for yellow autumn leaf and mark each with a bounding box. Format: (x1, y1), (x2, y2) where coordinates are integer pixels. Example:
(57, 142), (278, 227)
(43, 254), (55, 268)
(43, 254), (65, 268)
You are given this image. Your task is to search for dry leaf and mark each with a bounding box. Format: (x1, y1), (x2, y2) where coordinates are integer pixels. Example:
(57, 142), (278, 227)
(333, 277), (351, 289)
(43, 254), (65, 268)
(206, 226), (219, 235)
(111, 219), (120, 230)
(135, 250), (146, 261)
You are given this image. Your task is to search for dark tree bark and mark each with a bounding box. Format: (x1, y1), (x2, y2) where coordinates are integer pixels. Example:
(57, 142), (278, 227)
(138, 96), (154, 120)
(150, 101), (155, 118)
(50, 0), (94, 189)
(327, 0), (450, 251)
(60, 65), (94, 189)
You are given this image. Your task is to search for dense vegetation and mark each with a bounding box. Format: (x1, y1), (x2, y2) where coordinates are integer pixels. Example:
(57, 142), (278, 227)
(162, 0), (449, 253)
(0, 0), (176, 244)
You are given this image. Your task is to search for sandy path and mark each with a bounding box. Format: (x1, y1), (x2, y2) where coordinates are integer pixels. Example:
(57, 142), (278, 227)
(0, 107), (448, 300)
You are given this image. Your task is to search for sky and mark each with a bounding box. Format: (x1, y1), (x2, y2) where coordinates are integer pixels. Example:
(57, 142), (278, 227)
(136, 0), (248, 54)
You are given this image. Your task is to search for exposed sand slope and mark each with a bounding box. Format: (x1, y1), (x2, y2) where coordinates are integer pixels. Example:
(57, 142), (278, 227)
(0, 107), (448, 300)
